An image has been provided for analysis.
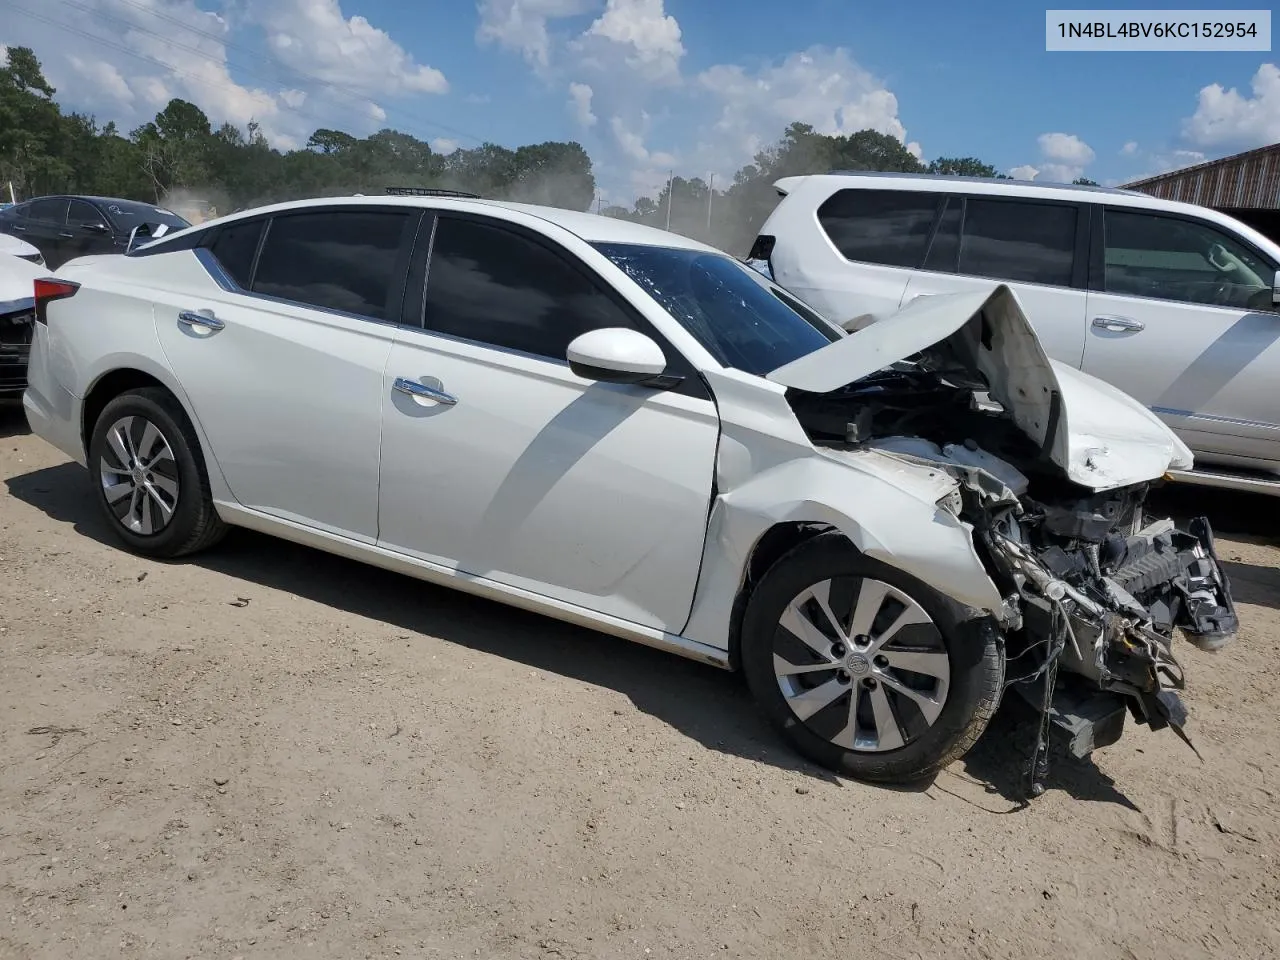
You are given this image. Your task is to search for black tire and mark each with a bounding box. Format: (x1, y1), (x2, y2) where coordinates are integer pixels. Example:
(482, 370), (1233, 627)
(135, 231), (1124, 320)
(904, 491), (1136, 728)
(740, 533), (1004, 783)
(87, 387), (227, 558)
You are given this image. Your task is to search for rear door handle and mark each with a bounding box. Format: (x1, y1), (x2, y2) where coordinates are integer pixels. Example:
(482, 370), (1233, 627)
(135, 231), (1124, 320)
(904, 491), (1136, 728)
(57, 232), (73, 239)
(10, 225), (26, 232)
(177, 309), (225, 332)
(393, 377), (457, 405)
(1092, 315), (1145, 332)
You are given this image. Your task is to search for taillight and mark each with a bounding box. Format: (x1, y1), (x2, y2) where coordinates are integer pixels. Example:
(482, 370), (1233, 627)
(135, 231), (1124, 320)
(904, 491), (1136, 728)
(33, 278), (80, 325)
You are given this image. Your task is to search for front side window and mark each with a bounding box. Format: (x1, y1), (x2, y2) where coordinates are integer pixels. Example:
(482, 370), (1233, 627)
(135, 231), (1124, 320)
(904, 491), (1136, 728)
(252, 210), (413, 321)
(595, 242), (840, 376)
(99, 200), (190, 232)
(959, 199), (1078, 286)
(423, 216), (639, 360)
(66, 200), (105, 229)
(1103, 210), (1277, 311)
(817, 189), (941, 268)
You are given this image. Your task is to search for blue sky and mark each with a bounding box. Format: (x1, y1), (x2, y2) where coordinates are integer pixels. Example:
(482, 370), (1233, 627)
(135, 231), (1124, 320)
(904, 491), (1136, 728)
(3, 0), (1277, 202)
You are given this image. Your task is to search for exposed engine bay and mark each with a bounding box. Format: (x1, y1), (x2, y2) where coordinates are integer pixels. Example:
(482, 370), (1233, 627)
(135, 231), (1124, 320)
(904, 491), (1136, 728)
(785, 355), (1239, 795)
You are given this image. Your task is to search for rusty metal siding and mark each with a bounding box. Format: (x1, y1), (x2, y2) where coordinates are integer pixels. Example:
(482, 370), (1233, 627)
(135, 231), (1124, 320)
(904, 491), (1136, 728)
(1124, 144), (1280, 208)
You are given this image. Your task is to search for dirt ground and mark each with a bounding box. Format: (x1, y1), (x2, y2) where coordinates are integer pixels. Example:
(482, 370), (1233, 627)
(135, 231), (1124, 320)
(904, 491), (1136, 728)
(1, 400), (1278, 960)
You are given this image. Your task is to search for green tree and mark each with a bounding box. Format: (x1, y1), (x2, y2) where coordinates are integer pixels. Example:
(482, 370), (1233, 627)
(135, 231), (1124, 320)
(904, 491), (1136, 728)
(928, 157), (1008, 178)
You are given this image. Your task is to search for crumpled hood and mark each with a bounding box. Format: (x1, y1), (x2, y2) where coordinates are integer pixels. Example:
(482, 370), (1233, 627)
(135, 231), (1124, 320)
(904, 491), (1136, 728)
(768, 284), (1192, 490)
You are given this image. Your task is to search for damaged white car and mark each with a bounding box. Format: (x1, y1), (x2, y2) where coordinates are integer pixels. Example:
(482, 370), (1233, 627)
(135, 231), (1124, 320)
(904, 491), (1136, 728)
(22, 197), (1236, 793)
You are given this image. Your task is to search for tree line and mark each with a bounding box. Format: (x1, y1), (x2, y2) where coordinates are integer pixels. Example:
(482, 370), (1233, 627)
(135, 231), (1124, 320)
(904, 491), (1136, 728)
(1, 46), (1097, 255)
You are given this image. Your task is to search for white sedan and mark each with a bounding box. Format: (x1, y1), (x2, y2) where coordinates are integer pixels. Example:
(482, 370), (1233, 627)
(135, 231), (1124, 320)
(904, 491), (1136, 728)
(22, 196), (1238, 790)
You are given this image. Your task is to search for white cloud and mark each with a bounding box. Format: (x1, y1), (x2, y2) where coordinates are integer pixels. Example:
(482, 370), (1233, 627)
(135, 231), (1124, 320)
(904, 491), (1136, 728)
(68, 55), (134, 106)
(1183, 62), (1280, 149)
(432, 137), (460, 155)
(476, 0), (596, 68)
(1121, 140), (1138, 156)
(254, 0), (448, 97)
(906, 140), (923, 160)
(567, 81), (596, 126)
(583, 0), (684, 81)
(695, 47), (913, 181)
(1011, 132), (1096, 183)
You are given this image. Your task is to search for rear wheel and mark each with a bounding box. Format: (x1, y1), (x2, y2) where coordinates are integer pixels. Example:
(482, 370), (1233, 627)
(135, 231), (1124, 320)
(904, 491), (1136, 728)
(88, 388), (227, 558)
(740, 534), (1004, 783)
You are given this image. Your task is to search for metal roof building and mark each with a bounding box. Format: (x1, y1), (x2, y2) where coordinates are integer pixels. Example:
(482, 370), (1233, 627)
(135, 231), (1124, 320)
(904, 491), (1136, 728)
(1122, 143), (1280, 243)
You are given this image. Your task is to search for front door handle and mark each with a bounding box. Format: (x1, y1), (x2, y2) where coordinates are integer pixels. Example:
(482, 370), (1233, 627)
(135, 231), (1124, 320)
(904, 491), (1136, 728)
(393, 377), (457, 405)
(177, 309), (225, 332)
(1092, 315), (1145, 333)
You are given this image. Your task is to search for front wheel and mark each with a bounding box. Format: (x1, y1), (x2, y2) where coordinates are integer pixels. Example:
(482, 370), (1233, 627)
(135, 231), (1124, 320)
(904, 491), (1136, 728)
(740, 534), (1004, 783)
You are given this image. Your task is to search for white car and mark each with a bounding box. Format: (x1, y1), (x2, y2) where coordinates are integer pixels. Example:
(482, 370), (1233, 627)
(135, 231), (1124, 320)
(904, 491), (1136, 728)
(0, 231), (45, 266)
(23, 196), (1237, 789)
(753, 173), (1280, 494)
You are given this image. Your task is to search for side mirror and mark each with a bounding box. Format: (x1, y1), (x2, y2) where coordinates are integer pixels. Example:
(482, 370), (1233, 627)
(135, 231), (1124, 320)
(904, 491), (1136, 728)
(125, 224), (153, 253)
(566, 328), (667, 385)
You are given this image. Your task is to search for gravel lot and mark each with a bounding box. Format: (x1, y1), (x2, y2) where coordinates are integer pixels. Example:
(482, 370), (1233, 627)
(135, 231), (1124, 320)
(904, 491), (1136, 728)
(1, 399), (1278, 960)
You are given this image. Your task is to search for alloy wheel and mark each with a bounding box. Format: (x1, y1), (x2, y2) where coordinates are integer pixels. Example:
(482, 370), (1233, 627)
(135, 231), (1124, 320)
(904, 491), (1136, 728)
(772, 576), (951, 752)
(98, 415), (181, 535)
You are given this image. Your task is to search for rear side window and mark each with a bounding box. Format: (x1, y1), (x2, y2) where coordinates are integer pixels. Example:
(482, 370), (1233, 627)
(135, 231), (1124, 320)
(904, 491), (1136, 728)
(959, 199), (1078, 286)
(816, 189), (941, 268)
(208, 220), (263, 289)
(424, 216), (639, 360)
(252, 210), (414, 321)
(29, 198), (68, 223)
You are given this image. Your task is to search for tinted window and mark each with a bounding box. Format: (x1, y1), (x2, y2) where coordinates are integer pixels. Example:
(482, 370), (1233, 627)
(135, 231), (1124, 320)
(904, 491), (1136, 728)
(67, 200), (105, 228)
(29, 198), (68, 223)
(922, 197), (961, 272)
(424, 217), (639, 359)
(959, 199), (1077, 286)
(817, 189), (941, 268)
(1104, 210), (1277, 311)
(252, 210), (413, 321)
(207, 220), (263, 289)
(596, 242), (840, 376)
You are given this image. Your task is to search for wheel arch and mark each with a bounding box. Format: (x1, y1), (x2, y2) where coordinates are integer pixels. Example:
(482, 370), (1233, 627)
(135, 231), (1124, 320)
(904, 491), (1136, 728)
(79, 360), (233, 503)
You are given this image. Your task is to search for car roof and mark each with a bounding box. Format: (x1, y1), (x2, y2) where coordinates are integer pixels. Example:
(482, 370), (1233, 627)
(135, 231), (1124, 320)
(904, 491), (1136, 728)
(175, 195), (721, 254)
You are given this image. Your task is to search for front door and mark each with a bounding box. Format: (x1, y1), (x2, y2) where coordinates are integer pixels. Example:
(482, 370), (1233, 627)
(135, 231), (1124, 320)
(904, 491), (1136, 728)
(376, 214), (719, 632)
(153, 207), (419, 541)
(1081, 207), (1280, 468)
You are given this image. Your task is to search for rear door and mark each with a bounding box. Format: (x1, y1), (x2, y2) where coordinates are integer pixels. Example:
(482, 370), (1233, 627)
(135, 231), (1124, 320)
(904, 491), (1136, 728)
(1081, 206), (1280, 466)
(376, 213), (720, 632)
(152, 206), (420, 542)
(901, 195), (1090, 365)
(20, 198), (70, 267)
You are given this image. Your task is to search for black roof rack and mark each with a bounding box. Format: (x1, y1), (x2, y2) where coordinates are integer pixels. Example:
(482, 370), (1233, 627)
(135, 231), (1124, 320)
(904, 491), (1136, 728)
(384, 186), (480, 198)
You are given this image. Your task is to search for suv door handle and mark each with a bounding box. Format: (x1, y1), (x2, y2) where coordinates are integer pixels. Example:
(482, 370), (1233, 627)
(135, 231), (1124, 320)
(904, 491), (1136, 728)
(393, 377), (457, 405)
(1092, 315), (1145, 333)
(177, 309), (225, 332)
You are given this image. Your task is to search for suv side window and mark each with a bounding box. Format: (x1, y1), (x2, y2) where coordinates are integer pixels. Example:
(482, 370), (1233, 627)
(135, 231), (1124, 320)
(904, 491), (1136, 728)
(29, 198), (69, 223)
(66, 200), (105, 229)
(207, 219), (264, 289)
(959, 199), (1078, 286)
(423, 215), (639, 360)
(1103, 209), (1278, 311)
(816, 189), (941, 268)
(251, 209), (415, 321)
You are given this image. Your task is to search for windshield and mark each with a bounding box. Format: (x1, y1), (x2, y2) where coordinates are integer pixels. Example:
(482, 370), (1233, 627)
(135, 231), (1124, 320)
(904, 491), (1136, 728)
(594, 242), (840, 376)
(100, 200), (190, 231)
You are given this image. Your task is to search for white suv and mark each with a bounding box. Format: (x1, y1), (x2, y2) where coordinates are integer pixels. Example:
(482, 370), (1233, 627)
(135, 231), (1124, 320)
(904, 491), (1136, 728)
(753, 173), (1280, 494)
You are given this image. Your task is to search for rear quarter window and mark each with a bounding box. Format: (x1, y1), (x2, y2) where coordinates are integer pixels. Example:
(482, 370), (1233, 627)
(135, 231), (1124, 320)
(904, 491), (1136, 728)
(816, 189), (942, 268)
